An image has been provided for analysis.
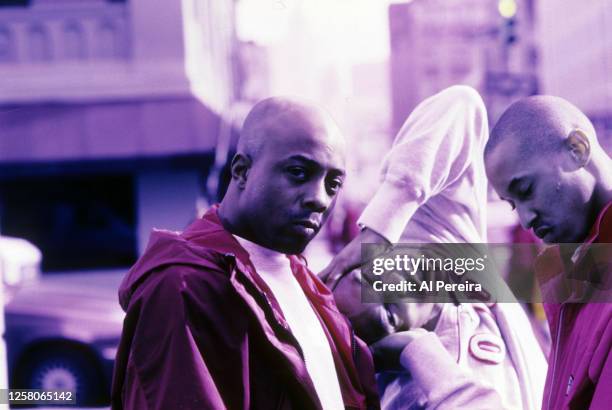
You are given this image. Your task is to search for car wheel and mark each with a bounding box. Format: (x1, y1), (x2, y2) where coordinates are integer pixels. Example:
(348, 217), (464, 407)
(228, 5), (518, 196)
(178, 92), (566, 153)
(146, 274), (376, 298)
(22, 349), (105, 406)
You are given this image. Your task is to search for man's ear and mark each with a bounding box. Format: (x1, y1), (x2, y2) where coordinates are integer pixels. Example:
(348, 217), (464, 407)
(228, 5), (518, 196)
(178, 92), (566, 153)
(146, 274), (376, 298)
(230, 153), (251, 189)
(566, 129), (591, 168)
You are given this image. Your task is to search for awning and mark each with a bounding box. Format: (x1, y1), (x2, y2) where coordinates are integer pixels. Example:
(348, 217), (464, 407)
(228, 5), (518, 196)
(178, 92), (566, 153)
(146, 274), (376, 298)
(0, 96), (223, 162)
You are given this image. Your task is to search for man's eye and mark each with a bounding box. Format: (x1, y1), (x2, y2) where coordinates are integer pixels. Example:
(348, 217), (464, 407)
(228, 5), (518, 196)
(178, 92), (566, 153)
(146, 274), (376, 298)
(286, 167), (307, 180)
(384, 304), (397, 327)
(518, 184), (533, 200)
(326, 178), (343, 193)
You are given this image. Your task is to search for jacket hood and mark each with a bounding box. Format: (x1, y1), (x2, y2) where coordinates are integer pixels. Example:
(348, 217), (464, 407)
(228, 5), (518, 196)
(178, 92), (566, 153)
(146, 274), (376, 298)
(118, 206), (251, 311)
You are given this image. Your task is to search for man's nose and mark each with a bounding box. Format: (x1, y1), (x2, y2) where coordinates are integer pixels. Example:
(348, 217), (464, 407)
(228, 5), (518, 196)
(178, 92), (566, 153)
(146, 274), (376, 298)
(517, 204), (538, 230)
(302, 180), (330, 212)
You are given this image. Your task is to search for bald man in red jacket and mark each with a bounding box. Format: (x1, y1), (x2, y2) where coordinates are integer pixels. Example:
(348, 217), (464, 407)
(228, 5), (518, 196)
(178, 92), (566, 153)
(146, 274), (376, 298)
(111, 97), (379, 410)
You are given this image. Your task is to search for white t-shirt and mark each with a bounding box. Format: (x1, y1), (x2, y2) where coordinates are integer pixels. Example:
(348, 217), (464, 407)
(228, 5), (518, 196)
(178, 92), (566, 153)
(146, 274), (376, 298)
(234, 235), (345, 410)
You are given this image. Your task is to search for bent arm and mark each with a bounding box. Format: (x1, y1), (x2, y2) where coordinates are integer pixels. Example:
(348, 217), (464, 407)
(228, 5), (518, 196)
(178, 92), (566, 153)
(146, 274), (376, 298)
(359, 85), (488, 243)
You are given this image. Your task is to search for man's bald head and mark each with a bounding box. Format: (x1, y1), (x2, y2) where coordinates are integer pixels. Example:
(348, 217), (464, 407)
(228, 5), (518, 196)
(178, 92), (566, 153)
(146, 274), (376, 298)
(485, 95), (611, 244)
(238, 96), (344, 161)
(486, 95), (598, 161)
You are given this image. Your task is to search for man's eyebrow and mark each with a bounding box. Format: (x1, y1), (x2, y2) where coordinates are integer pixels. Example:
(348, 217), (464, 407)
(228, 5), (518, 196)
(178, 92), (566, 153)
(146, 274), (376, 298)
(286, 154), (317, 165)
(286, 155), (346, 176)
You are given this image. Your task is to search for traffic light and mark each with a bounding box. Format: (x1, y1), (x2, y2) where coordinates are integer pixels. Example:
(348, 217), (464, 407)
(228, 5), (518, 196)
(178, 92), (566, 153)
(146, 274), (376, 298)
(503, 17), (517, 45)
(498, 0), (518, 45)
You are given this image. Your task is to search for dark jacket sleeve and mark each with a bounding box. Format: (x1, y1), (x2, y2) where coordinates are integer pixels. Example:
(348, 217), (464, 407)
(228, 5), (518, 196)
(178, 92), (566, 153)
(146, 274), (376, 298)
(112, 264), (250, 410)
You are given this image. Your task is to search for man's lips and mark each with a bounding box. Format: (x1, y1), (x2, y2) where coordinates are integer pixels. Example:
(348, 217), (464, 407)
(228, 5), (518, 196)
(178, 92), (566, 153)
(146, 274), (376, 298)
(293, 219), (320, 231)
(534, 224), (552, 239)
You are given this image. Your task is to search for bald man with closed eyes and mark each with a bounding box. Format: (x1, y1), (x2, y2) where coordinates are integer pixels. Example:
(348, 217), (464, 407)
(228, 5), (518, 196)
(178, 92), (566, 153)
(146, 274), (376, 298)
(485, 95), (612, 410)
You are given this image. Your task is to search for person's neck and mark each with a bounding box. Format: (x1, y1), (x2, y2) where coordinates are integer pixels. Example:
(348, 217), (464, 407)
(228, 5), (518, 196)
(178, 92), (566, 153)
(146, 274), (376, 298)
(218, 196), (280, 253)
(235, 235), (285, 259)
(578, 156), (612, 243)
(590, 155), (612, 213)
(217, 194), (250, 239)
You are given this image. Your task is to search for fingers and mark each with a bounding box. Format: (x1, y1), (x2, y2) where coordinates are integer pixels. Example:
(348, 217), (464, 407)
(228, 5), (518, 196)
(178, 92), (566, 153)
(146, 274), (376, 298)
(324, 267), (350, 291)
(319, 257), (342, 282)
(359, 265), (380, 286)
(320, 254), (354, 290)
(332, 257), (370, 289)
(322, 258), (374, 291)
(321, 230), (391, 289)
(319, 260), (341, 289)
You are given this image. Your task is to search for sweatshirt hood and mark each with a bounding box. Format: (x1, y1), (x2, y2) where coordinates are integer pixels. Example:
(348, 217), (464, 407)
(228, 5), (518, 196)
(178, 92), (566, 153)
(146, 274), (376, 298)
(118, 206), (251, 311)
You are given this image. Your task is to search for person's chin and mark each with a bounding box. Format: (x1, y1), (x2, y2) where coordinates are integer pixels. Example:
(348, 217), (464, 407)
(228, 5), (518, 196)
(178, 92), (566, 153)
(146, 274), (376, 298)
(544, 229), (580, 244)
(284, 226), (318, 250)
(279, 237), (310, 255)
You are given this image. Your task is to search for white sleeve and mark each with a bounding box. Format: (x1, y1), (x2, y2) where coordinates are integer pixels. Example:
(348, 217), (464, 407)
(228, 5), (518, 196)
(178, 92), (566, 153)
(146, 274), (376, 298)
(358, 85), (488, 243)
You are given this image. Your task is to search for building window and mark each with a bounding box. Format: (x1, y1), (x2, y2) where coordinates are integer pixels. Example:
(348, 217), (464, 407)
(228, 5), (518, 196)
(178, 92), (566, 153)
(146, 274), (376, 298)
(64, 22), (86, 60)
(28, 25), (52, 62)
(97, 21), (119, 59)
(0, 174), (137, 273)
(0, 0), (30, 7)
(0, 26), (15, 63)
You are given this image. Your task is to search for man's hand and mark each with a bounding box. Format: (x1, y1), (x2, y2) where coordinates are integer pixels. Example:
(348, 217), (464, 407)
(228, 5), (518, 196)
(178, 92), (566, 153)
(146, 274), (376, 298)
(370, 329), (429, 371)
(320, 227), (390, 290)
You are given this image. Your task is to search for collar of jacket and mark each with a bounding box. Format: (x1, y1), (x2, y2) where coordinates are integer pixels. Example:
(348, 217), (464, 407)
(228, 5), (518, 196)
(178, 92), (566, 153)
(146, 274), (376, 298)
(535, 201), (612, 303)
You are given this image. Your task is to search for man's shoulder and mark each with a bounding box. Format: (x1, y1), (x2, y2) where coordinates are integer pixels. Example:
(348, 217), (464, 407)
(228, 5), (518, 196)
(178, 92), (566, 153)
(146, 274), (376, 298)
(593, 201), (612, 242)
(140, 254), (235, 298)
(137, 225), (238, 282)
(120, 232), (239, 311)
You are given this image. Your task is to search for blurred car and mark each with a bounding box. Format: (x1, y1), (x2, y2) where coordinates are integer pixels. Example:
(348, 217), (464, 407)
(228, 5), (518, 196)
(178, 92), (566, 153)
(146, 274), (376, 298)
(0, 236), (42, 302)
(0, 235), (44, 392)
(4, 270), (125, 406)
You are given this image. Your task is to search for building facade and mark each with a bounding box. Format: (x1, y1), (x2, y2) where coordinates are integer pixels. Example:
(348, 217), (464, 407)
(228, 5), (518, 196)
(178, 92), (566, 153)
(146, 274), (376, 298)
(388, 0), (538, 132)
(0, 0), (238, 270)
(536, 0), (612, 152)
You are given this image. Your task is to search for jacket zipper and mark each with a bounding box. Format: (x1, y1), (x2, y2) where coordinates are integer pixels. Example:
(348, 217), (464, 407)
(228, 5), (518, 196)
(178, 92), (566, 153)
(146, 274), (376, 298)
(547, 305), (565, 410)
(351, 329), (357, 361)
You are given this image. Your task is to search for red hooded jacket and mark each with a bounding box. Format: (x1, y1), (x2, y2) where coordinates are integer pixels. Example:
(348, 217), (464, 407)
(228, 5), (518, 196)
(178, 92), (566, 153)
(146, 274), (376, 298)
(537, 202), (612, 410)
(111, 207), (379, 410)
